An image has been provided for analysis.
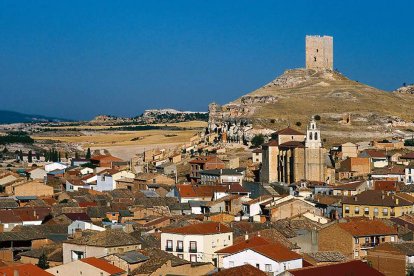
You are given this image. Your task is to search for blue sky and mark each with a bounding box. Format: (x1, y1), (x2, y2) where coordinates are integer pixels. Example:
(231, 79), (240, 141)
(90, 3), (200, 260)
(1, 0), (413, 120)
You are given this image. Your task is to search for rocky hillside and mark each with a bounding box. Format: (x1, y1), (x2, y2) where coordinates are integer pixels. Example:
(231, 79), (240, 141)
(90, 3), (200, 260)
(211, 68), (414, 143)
(394, 84), (414, 94)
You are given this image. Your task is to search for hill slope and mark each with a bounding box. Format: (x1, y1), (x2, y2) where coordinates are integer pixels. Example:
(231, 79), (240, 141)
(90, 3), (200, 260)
(210, 68), (414, 142)
(0, 110), (69, 124)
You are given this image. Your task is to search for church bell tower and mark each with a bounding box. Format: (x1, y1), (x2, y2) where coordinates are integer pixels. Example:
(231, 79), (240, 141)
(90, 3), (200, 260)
(305, 117), (322, 149)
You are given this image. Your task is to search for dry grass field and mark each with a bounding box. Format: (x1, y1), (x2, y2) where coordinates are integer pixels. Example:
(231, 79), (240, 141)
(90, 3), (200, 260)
(33, 129), (200, 147)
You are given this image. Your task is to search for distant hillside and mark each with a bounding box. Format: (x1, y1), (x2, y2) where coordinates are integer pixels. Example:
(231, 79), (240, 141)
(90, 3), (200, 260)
(0, 110), (69, 124)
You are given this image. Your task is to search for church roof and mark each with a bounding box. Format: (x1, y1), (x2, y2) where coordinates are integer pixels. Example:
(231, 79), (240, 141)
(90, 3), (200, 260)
(274, 127), (304, 136)
(279, 141), (305, 149)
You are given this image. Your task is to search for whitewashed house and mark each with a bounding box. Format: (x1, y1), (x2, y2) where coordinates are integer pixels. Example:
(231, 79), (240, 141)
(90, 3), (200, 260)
(406, 164), (414, 184)
(68, 220), (105, 235)
(222, 242), (302, 275)
(96, 169), (135, 191)
(45, 162), (68, 173)
(161, 222), (233, 264)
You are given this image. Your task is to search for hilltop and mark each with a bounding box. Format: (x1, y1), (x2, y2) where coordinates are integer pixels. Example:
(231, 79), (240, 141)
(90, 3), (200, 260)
(210, 68), (414, 143)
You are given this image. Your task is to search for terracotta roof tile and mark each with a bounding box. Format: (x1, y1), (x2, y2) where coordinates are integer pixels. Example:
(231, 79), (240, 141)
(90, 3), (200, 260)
(81, 257), (124, 274)
(0, 264), (53, 276)
(338, 220), (397, 237)
(212, 264), (267, 276)
(288, 260), (383, 276)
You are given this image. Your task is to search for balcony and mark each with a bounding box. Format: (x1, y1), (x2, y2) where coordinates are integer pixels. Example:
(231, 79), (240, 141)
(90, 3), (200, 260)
(189, 247), (197, 253)
(165, 247), (173, 252)
(361, 242), (379, 249)
(176, 247), (183, 252)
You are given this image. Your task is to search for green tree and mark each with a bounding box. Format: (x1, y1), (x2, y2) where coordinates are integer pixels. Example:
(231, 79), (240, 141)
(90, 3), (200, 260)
(251, 134), (265, 148)
(314, 115), (321, 121)
(295, 121), (302, 127)
(28, 150), (33, 163)
(2, 147), (8, 154)
(86, 148), (91, 159)
(37, 252), (50, 269)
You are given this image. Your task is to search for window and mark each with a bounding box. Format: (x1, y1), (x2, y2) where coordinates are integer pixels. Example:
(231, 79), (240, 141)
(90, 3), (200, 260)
(229, 261), (234, 267)
(309, 133), (312, 140)
(256, 264), (260, 269)
(383, 208), (388, 216)
(177, 240), (183, 252)
(354, 207), (359, 215)
(374, 208), (378, 217)
(354, 251), (359, 257)
(364, 207), (369, 215)
(382, 237), (385, 242)
(314, 132), (318, 140)
(355, 238), (359, 244)
(71, 250), (85, 262)
(166, 240), (173, 251)
(189, 241), (197, 252)
(190, 254), (197, 262)
(391, 236), (395, 242)
(345, 206), (350, 214)
(265, 264), (272, 272)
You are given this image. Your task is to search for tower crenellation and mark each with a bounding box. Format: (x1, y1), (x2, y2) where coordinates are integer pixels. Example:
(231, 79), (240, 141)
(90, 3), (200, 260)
(305, 35), (333, 70)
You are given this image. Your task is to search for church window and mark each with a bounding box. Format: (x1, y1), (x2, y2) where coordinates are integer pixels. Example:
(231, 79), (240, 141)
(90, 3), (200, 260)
(316, 49), (319, 53)
(309, 133), (312, 140)
(314, 57), (317, 62)
(314, 132), (318, 140)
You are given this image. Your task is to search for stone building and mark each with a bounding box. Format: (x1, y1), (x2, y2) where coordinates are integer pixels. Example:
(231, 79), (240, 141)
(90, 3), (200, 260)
(306, 35), (333, 70)
(261, 118), (328, 184)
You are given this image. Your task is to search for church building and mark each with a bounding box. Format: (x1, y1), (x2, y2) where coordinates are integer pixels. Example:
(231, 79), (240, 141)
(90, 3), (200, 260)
(261, 118), (328, 184)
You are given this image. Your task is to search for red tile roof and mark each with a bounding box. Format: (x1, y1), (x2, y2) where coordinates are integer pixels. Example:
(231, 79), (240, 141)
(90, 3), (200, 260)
(401, 152), (414, 160)
(274, 127), (304, 136)
(288, 260), (383, 276)
(189, 155), (223, 164)
(212, 264), (267, 276)
(263, 139), (279, 147)
(0, 264), (53, 276)
(176, 184), (227, 198)
(81, 257), (125, 275)
(279, 141), (305, 148)
(249, 243), (302, 262)
(338, 220), (397, 237)
(215, 236), (270, 254)
(362, 149), (387, 158)
(373, 180), (402, 191)
(163, 222), (232, 235)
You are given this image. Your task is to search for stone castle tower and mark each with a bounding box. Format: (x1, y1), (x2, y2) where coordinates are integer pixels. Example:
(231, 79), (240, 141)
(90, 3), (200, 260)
(305, 35), (333, 70)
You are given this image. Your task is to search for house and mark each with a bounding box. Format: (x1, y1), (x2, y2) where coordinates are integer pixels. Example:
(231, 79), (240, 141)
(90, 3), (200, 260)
(332, 181), (368, 196)
(373, 180), (403, 192)
(284, 260), (383, 276)
(359, 150), (388, 168)
(342, 190), (413, 219)
(252, 148), (263, 164)
(0, 207), (50, 231)
(200, 169), (244, 185)
(169, 153), (182, 163)
(45, 162), (68, 173)
(319, 220), (398, 260)
(155, 162), (177, 176)
(372, 139), (404, 150)
(0, 264), (53, 276)
(175, 184), (228, 203)
(371, 165), (406, 182)
(264, 197), (322, 222)
(189, 156), (225, 183)
(406, 163), (414, 184)
(242, 195), (275, 218)
(67, 220), (105, 235)
(27, 168), (46, 181)
(90, 154), (123, 168)
(367, 242), (414, 276)
(303, 251), (347, 266)
(337, 157), (371, 179)
(134, 172), (175, 185)
(62, 230), (141, 263)
(220, 239), (303, 275)
(160, 222), (233, 264)
(104, 250), (149, 274)
(213, 264), (267, 276)
(6, 181), (53, 197)
(124, 248), (215, 276)
(47, 257), (125, 275)
(18, 244), (63, 267)
(96, 169), (135, 191)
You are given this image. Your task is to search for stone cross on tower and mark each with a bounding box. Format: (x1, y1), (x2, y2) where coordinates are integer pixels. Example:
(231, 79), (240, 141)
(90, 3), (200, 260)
(305, 35), (333, 70)
(305, 117), (322, 149)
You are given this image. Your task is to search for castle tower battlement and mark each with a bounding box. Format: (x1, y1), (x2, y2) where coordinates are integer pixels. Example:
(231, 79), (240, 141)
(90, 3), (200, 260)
(305, 35), (333, 70)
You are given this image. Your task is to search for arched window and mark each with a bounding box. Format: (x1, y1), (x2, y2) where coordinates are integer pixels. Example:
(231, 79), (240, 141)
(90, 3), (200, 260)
(314, 132), (318, 140)
(309, 133), (312, 140)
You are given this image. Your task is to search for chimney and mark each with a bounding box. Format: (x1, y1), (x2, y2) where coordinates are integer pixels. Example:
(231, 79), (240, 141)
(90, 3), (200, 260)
(245, 232), (249, 241)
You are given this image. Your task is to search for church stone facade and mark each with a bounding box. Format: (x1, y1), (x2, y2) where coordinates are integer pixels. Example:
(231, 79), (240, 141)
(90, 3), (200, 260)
(305, 35), (333, 70)
(261, 118), (328, 184)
